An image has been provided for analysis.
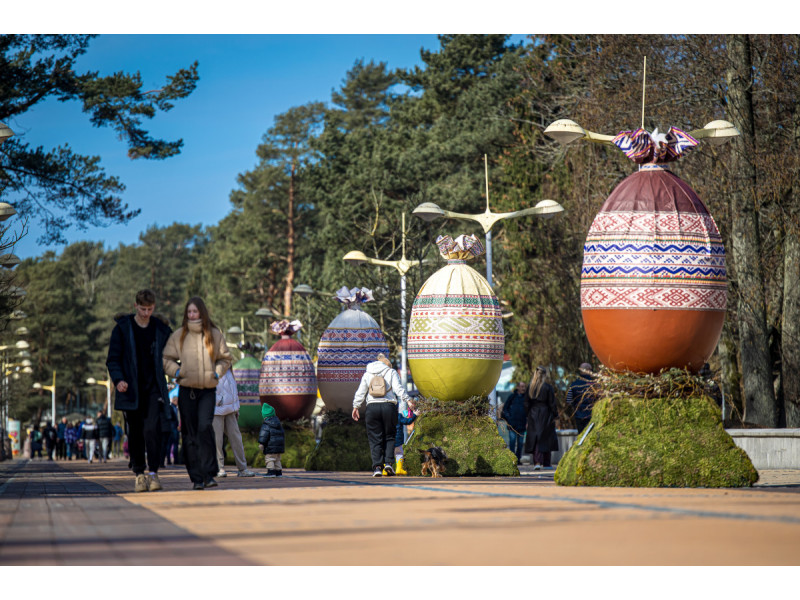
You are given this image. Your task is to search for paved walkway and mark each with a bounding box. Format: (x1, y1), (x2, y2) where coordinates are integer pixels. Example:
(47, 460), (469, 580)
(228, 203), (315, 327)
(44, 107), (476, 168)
(2, 457), (799, 565)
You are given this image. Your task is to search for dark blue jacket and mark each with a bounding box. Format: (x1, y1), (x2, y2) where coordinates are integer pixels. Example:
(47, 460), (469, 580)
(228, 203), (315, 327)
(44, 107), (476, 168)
(566, 374), (596, 421)
(96, 415), (114, 439)
(501, 392), (527, 433)
(106, 314), (172, 411)
(258, 416), (285, 454)
(395, 409), (417, 447)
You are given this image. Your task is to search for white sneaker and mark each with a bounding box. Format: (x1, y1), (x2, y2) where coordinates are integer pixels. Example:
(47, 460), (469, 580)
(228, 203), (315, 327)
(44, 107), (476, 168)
(217, 468), (228, 477)
(237, 469), (256, 477)
(533, 464), (542, 471)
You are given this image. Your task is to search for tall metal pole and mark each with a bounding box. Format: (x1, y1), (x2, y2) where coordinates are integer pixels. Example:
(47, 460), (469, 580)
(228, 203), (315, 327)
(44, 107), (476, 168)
(400, 212), (409, 389)
(106, 380), (112, 417)
(484, 155), (498, 416)
(50, 371), (56, 422)
(401, 272), (408, 388)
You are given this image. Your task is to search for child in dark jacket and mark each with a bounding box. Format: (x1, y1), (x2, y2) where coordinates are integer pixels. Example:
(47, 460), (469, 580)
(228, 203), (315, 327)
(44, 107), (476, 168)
(258, 402), (285, 477)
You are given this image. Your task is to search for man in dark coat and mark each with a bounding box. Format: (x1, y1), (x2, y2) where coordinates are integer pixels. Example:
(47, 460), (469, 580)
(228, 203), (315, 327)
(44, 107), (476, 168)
(95, 410), (114, 462)
(566, 363), (597, 433)
(501, 382), (528, 464)
(43, 421), (57, 460)
(106, 289), (172, 493)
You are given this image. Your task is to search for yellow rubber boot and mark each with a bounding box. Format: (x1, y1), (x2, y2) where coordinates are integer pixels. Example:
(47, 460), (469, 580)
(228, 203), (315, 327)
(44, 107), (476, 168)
(395, 457), (407, 476)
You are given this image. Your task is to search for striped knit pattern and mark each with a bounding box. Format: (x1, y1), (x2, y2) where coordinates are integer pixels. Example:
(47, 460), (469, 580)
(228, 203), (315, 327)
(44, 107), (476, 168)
(317, 308), (389, 384)
(408, 264), (504, 361)
(581, 173), (727, 312)
(259, 338), (317, 397)
(232, 356), (262, 405)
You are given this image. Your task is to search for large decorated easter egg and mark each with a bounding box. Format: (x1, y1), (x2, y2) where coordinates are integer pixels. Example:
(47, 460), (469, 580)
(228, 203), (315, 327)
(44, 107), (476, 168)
(259, 320), (318, 422)
(317, 287), (389, 412)
(232, 355), (263, 428)
(407, 235), (504, 401)
(581, 130), (727, 373)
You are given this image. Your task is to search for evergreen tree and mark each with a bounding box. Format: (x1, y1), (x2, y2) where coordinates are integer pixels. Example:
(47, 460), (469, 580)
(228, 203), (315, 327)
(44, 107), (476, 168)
(0, 34), (199, 245)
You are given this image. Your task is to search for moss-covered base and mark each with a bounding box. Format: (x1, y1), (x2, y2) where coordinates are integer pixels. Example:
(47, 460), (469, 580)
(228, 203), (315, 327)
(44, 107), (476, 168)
(403, 413), (519, 477)
(554, 395), (758, 487)
(225, 424), (316, 470)
(304, 418), (372, 472)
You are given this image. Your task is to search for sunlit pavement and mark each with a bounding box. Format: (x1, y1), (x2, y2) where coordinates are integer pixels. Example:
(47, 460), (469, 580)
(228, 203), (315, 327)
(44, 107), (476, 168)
(2, 457), (799, 565)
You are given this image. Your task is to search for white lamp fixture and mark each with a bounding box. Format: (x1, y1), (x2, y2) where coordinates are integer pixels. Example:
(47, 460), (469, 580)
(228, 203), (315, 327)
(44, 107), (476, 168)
(544, 119), (587, 145)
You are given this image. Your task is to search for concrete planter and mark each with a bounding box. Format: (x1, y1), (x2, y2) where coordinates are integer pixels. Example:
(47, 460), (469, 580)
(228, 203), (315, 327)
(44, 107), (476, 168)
(518, 429), (578, 465)
(726, 429), (800, 470)
(549, 428), (800, 469)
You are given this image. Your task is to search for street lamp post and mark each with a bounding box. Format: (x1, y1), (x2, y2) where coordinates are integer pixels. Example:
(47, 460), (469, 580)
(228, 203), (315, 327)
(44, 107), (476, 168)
(33, 371), (56, 423)
(412, 155), (565, 410)
(227, 309), (276, 358)
(292, 284), (315, 352)
(86, 376), (113, 417)
(343, 213), (422, 388)
(413, 155), (564, 287)
(1, 340), (30, 429)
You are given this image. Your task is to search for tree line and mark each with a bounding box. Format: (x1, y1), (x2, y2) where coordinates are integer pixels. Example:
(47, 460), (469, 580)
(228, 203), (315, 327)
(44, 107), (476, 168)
(2, 34), (797, 428)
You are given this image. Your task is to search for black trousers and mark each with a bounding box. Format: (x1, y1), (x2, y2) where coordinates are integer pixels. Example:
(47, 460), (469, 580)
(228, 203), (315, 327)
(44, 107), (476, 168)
(365, 402), (398, 470)
(178, 386), (218, 484)
(56, 439), (66, 459)
(125, 391), (166, 475)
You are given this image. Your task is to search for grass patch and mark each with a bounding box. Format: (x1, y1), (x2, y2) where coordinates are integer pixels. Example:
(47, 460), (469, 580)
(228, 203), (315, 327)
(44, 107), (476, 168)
(304, 409), (372, 472)
(554, 372), (758, 488)
(403, 396), (518, 477)
(224, 420), (316, 470)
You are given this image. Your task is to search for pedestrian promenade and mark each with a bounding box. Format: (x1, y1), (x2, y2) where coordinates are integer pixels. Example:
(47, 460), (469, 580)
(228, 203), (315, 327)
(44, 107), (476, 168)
(1, 457), (799, 565)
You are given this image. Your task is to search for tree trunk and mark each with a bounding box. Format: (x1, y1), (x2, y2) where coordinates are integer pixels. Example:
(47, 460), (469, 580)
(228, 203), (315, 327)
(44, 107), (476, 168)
(717, 322), (743, 422)
(782, 104), (800, 427)
(282, 158), (296, 318)
(725, 34), (778, 426)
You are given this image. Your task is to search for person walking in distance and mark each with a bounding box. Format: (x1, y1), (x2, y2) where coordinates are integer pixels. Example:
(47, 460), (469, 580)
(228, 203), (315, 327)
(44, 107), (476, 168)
(43, 421), (57, 461)
(566, 363), (597, 433)
(212, 370), (256, 478)
(524, 366), (558, 470)
(96, 410), (113, 462)
(351, 353), (411, 477)
(106, 289), (173, 492)
(56, 417), (68, 460)
(501, 382), (528, 465)
(81, 417), (99, 463)
(112, 422), (123, 459)
(163, 297), (232, 490)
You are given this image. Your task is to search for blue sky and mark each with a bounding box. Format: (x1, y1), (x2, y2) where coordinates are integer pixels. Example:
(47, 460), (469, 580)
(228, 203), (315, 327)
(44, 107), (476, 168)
(8, 34), (467, 260)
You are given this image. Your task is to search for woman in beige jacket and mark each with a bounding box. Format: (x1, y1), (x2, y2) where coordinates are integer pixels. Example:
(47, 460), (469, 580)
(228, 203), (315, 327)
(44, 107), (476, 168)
(163, 296), (232, 490)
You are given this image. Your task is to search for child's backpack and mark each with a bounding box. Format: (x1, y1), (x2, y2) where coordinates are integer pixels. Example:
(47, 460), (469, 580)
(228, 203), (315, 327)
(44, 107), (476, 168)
(368, 372), (387, 398)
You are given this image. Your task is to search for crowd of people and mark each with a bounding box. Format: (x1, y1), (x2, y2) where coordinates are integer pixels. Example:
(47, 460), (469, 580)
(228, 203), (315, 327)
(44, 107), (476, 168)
(25, 412), (125, 462)
(106, 290), (272, 492)
(22, 286), (604, 484)
(499, 362), (598, 470)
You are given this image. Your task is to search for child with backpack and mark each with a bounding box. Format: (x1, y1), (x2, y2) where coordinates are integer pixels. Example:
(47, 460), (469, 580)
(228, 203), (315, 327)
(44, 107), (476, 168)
(258, 401), (285, 477)
(351, 353), (412, 477)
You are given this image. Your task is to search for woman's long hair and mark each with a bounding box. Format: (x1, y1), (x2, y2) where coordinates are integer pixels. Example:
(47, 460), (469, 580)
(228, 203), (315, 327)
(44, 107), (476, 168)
(179, 296), (217, 360)
(527, 366), (548, 400)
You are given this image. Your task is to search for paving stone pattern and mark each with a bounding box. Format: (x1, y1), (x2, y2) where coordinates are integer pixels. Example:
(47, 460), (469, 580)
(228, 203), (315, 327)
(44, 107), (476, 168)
(2, 457), (800, 565)
(0, 459), (251, 565)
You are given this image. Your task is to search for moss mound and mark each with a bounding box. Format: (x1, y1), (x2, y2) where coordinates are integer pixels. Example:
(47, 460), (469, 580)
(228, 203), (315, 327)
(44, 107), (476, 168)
(403, 412), (519, 477)
(304, 410), (372, 472)
(554, 394), (758, 487)
(225, 421), (317, 470)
